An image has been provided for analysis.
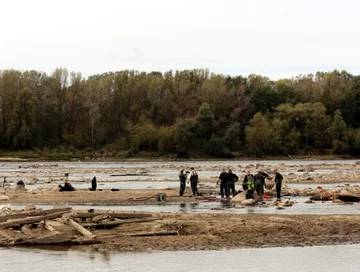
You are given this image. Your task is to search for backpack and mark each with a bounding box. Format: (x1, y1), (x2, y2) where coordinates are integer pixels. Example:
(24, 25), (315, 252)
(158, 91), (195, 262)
(190, 171), (198, 182)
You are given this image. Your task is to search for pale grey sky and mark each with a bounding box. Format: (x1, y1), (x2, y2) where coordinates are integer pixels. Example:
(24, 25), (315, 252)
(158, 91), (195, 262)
(1, 0), (359, 79)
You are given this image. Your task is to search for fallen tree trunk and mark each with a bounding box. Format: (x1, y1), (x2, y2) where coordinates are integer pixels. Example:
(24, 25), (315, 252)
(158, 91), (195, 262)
(98, 231), (178, 240)
(81, 217), (162, 228)
(0, 207), (72, 222)
(11, 233), (100, 246)
(68, 219), (96, 239)
(0, 211), (68, 229)
(74, 212), (152, 219)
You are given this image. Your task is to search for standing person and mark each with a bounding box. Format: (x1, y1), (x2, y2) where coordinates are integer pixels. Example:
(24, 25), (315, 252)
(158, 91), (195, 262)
(254, 170), (269, 201)
(274, 169), (283, 201)
(179, 169), (187, 196)
(227, 169), (238, 197)
(89, 176), (97, 191)
(243, 170), (255, 199)
(217, 168), (228, 198)
(189, 167), (199, 196)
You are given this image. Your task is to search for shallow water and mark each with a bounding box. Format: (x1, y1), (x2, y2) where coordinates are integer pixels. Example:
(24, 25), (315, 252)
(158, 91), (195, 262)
(1, 244), (360, 272)
(13, 197), (360, 215)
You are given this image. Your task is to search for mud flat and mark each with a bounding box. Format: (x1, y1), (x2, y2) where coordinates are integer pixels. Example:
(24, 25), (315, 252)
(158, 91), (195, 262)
(0, 205), (359, 252)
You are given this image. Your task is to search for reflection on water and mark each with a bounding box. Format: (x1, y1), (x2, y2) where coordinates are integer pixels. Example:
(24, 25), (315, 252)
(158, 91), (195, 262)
(2, 244), (360, 272)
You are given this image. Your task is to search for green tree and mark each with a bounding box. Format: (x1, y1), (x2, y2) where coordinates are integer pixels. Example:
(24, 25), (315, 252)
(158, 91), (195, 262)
(245, 113), (276, 156)
(195, 103), (214, 139)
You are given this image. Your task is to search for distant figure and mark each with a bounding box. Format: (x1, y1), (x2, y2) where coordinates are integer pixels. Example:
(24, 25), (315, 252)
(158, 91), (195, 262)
(217, 168), (229, 198)
(188, 167), (199, 196)
(227, 169), (238, 197)
(59, 180), (75, 192)
(89, 176), (97, 191)
(254, 170), (269, 201)
(178, 169), (188, 196)
(243, 170), (255, 199)
(274, 169), (283, 200)
(15, 180), (25, 191)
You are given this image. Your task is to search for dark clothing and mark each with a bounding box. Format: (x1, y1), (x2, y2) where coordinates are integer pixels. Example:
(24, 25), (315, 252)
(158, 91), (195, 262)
(254, 172), (269, 199)
(179, 173), (186, 196)
(218, 172), (228, 198)
(190, 180), (199, 196)
(59, 182), (75, 192)
(246, 189), (255, 199)
(275, 172), (283, 199)
(189, 171), (199, 196)
(90, 176), (97, 191)
(227, 171), (238, 197)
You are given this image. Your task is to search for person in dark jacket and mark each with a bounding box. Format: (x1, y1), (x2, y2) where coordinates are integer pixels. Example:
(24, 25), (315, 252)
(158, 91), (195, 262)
(243, 170), (255, 199)
(274, 169), (283, 200)
(254, 170), (269, 201)
(217, 168), (228, 198)
(89, 176), (97, 191)
(59, 180), (75, 192)
(227, 169), (238, 197)
(178, 168), (188, 196)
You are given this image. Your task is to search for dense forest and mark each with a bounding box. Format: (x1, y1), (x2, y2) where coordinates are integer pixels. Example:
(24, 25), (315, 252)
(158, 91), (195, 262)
(1, 68), (360, 157)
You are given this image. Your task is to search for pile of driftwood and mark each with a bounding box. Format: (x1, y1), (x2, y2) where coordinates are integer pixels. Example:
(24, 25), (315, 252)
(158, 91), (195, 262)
(0, 207), (176, 247)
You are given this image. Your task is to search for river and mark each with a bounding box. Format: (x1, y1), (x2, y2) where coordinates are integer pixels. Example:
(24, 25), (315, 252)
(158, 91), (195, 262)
(1, 244), (359, 272)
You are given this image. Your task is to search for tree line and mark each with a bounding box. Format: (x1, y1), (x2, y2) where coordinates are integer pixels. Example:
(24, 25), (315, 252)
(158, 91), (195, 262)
(1, 68), (360, 157)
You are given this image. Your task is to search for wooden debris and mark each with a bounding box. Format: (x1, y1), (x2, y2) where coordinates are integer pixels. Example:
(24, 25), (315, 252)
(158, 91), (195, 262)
(74, 212), (152, 219)
(20, 224), (34, 237)
(0, 210), (68, 229)
(0, 207), (72, 222)
(68, 219), (96, 239)
(81, 217), (162, 228)
(98, 231), (178, 240)
(0, 230), (13, 240)
(44, 220), (60, 235)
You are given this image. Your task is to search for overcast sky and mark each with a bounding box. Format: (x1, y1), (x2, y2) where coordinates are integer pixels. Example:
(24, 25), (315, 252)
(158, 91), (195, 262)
(0, 0), (359, 79)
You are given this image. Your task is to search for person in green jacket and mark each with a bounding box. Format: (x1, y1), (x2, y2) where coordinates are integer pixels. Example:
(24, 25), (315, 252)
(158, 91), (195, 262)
(243, 170), (255, 199)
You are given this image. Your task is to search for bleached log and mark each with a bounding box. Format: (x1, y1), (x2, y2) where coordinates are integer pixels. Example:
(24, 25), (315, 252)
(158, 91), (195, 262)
(68, 219), (96, 239)
(0, 211), (67, 229)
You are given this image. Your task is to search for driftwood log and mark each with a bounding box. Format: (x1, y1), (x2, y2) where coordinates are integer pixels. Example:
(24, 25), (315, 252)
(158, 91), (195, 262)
(0, 211), (68, 229)
(98, 231), (178, 240)
(67, 219), (96, 239)
(74, 212), (152, 219)
(0, 207), (72, 222)
(81, 217), (162, 228)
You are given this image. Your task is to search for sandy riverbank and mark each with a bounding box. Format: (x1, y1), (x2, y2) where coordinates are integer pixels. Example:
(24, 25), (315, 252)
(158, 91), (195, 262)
(0, 206), (359, 252)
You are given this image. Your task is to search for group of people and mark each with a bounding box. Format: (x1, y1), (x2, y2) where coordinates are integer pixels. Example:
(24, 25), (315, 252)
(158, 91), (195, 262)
(217, 168), (239, 198)
(178, 166), (284, 201)
(178, 167), (200, 196)
(218, 169), (283, 201)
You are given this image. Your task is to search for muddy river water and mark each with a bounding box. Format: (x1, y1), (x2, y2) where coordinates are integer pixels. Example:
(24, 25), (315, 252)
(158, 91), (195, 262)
(1, 244), (360, 272)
